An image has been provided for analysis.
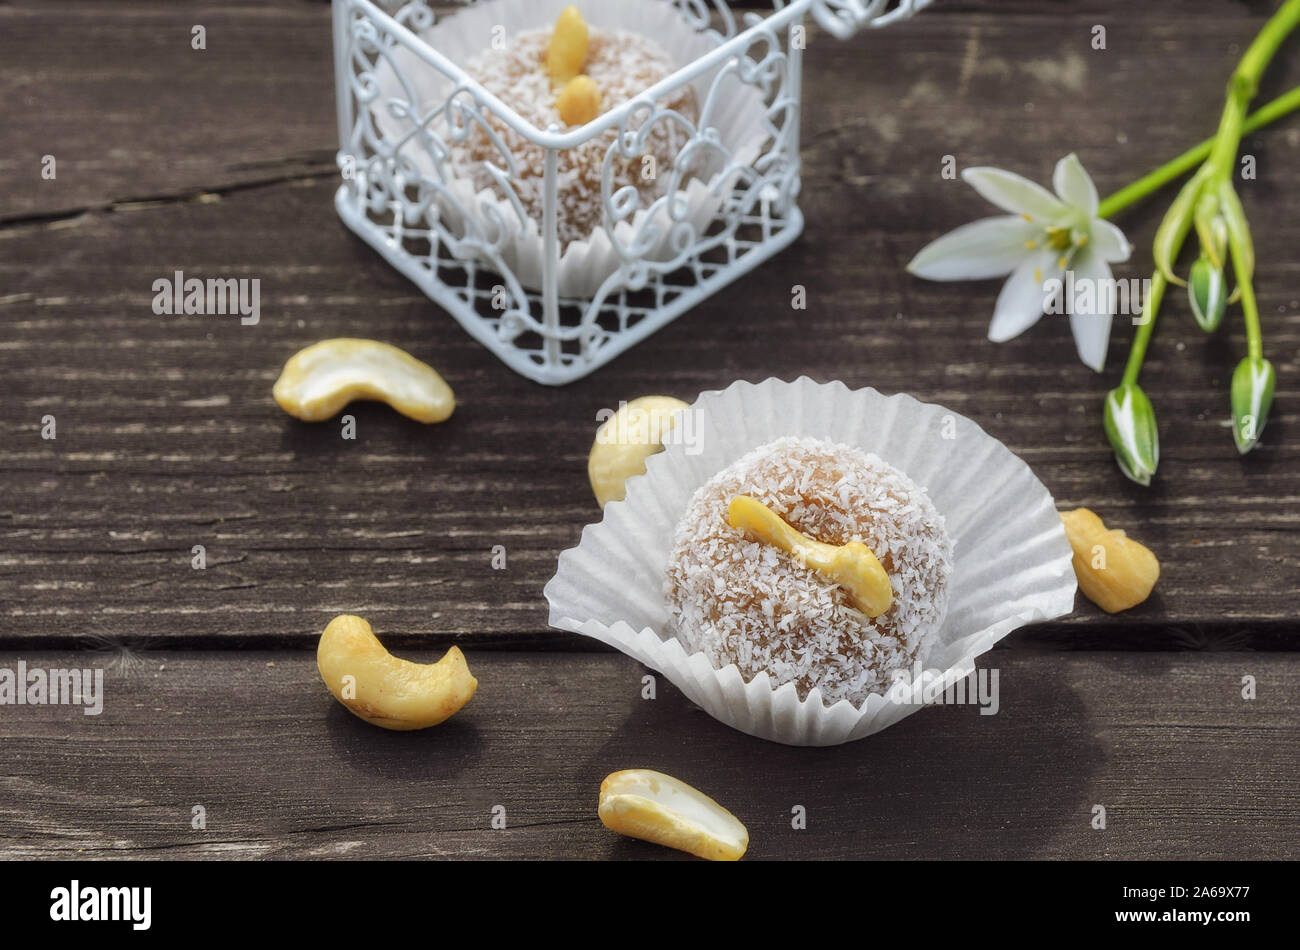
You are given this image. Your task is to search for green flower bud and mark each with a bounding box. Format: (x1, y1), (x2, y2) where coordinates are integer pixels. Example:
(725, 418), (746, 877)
(1188, 256), (1227, 332)
(1218, 180), (1254, 285)
(1230, 356), (1275, 454)
(1193, 191), (1226, 269)
(1153, 166), (1211, 287)
(1103, 383), (1160, 486)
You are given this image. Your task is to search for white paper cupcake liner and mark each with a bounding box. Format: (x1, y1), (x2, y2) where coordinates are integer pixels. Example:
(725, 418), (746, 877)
(544, 378), (1077, 746)
(370, 0), (770, 297)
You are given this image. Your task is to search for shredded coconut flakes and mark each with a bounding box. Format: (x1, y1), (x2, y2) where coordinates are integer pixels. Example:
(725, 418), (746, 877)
(450, 28), (699, 247)
(664, 437), (954, 708)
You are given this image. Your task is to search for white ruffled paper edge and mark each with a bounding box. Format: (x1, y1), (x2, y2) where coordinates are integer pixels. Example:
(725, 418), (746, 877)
(371, 0), (771, 297)
(544, 378), (1078, 746)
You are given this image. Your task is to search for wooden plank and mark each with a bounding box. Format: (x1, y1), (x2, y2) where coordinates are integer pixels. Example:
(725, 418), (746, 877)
(1, 175), (1296, 646)
(5, 1), (1297, 218)
(1, 0), (1297, 647)
(0, 649), (1294, 860)
(0, 2), (338, 222)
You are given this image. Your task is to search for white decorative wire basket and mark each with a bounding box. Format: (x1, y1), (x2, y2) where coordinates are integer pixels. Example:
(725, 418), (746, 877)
(332, 0), (930, 384)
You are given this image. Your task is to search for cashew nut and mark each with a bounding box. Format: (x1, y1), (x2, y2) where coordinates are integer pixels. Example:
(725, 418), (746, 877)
(598, 769), (749, 861)
(1060, 508), (1160, 613)
(588, 395), (690, 507)
(556, 75), (601, 126)
(546, 5), (589, 85)
(316, 615), (477, 730)
(727, 495), (892, 617)
(273, 338), (455, 424)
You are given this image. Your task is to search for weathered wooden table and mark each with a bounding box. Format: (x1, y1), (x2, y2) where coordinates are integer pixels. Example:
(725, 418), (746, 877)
(2, 0), (1296, 860)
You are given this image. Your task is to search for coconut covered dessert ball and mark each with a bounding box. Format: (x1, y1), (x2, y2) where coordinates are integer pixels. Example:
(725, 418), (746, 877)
(664, 437), (954, 707)
(449, 7), (699, 247)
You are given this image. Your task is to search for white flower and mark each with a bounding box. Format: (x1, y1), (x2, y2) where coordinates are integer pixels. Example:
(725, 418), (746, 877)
(907, 154), (1133, 371)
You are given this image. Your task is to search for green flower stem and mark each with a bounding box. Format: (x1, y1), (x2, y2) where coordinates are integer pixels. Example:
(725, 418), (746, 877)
(1235, 0), (1300, 102)
(1205, 87), (1250, 185)
(1232, 246), (1265, 360)
(1121, 270), (1167, 388)
(1200, 0), (1300, 367)
(1115, 0), (1300, 391)
(1096, 84), (1300, 220)
(1207, 0), (1300, 179)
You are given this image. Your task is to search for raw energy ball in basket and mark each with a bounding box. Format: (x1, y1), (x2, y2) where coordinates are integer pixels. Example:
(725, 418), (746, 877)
(665, 437), (954, 708)
(449, 5), (700, 248)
